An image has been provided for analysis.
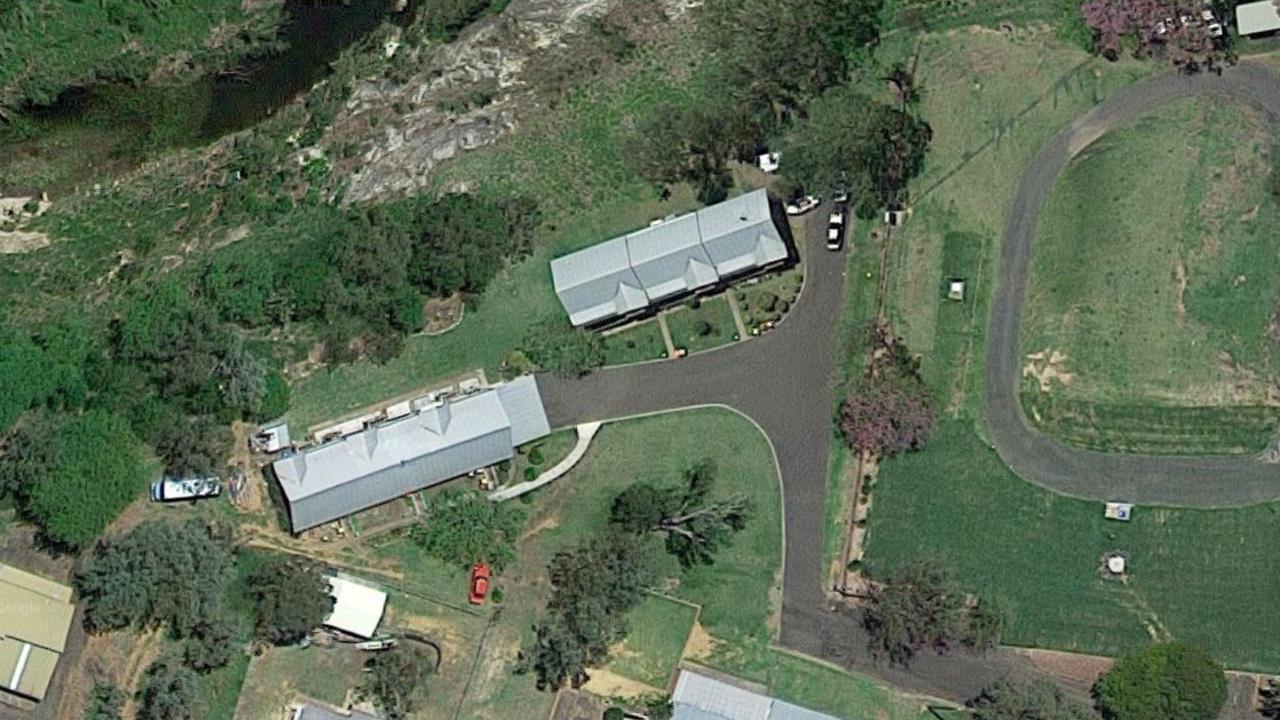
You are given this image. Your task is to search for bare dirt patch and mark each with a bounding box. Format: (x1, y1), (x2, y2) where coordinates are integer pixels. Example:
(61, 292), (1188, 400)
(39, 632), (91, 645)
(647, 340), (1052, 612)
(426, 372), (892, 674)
(581, 667), (662, 698)
(423, 294), (465, 335)
(0, 230), (51, 254)
(1023, 349), (1073, 392)
(519, 513), (561, 541)
(680, 620), (716, 661)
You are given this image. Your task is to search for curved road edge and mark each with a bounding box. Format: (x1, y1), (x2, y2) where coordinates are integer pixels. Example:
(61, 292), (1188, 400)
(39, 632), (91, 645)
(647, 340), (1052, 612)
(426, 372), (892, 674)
(985, 62), (1280, 508)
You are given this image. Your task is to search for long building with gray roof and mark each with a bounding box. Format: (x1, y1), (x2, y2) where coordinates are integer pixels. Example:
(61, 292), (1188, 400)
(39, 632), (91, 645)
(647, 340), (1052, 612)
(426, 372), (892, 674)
(671, 669), (841, 720)
(550, 189), (790, 327)
(272, 376), (551, 532)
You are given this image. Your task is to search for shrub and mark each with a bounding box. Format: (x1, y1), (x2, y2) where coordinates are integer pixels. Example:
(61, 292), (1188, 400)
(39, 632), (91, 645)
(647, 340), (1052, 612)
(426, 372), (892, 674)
(528, 446), (546, 466)
(604, 709), (626, 720)
(524, 466), (539, 481)
(491, 587), (504, 604)
(696, 320), (713, 337)
(1094, 643), (1226, 720)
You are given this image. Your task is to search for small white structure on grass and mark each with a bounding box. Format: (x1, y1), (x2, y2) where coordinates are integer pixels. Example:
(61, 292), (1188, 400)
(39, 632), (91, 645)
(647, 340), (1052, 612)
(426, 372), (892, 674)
(324, 575), (387, 640)
(947, 280), (965, 302)
(757, 152), (780, 173)
(1105, 502), (1133, 521)
(1106, 555), (1127, 575)
(1237, 1), (1280, 36)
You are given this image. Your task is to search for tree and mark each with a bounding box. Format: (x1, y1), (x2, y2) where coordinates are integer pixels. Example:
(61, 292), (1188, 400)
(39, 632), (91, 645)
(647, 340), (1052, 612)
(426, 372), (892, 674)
(84, 682), (127, 720)
(968, 676), (1093, 720)
(863, 558), (965, 666)
(136, 656), (198, 720)
(1093, 643), (1226, 720)
(609, 460), (752, 567)
(410, 490), (526, 570)
(1081, 0), (1218, 67)
(839, 382), (937, 459)
(151, 414), (232, 478)
(246, 556), (334, 645)
(625, 100), (759, 203)
(2, 409), (151, 548)
(519, 320), (605, 378)
(77, 519), (235, 635)
(0, 324), (88, 433)
(521, 534), (656, 690)
(183, 612), (238, 672)
(783, 85), (933, 217)
(964, 596), (1011, 651)
(361, 647), (430, 720)
(696, 0), (884, 123)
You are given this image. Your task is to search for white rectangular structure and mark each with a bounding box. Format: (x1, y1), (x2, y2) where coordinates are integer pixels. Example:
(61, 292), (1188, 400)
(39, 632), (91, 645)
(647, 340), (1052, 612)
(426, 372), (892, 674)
(324, 576), (387, 639)
(1237, 1), (1280, 35)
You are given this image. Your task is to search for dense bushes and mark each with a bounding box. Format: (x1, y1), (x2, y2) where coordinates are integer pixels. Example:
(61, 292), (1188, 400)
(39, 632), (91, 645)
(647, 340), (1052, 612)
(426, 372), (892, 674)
(0, 410), (150, 549)
(411, 490), (526, 570)
(1094, 643), (1226, 720)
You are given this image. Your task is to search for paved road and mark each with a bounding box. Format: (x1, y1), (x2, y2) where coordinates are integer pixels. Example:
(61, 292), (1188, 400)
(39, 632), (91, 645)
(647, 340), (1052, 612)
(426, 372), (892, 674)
(985, 62), (1280, 508)
(538, 61), (1280, 701)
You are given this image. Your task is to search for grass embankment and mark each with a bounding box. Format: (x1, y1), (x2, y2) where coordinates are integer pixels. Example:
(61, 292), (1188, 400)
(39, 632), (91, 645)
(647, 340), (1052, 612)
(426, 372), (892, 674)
(1021, 98), (1280, 454)
(285, 58), (718, 430)
(857, 30), (1280, 673)
(864, 421), (1280, 672)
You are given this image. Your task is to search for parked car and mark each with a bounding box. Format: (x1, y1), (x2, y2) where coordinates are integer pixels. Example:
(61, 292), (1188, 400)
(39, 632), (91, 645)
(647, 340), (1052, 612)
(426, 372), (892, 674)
(785, 195), (820, 215)
(757, 152), (781, 173)
(356, 638), (399, 651)
(832, 188), (849, 204)
(469, 563), (491, 605)
(150, 476), (221, 503)
(826, 206), (846, 251)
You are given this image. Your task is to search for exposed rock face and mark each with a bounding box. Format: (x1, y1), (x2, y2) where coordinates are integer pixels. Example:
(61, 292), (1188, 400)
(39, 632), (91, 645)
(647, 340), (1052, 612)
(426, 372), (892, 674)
(334, 0), (620, 203)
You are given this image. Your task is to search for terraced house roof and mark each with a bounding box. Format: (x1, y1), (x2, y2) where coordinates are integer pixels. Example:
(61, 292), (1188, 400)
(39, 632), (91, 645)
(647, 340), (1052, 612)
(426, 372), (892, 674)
(550, 189), (789, 326)
(0, 564), (75, 702)
(672, 670), (841, 720)
(273, 376), (551, 531)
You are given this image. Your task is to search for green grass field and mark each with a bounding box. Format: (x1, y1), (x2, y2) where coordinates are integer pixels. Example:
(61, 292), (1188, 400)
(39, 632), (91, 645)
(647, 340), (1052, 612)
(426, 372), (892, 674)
(666, 295), (740, 355)
(863, 420), (1280, 672)
(604, 594), (698, 688)
(1020, 97), (1280, 454)
(602, 319), (669, 365)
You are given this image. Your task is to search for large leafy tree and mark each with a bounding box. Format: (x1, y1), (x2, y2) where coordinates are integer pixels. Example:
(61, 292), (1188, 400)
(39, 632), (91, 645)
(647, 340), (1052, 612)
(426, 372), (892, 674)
(361, 647), (430, 720)
(969, 676), (1093, 720)
(84, 682), (127, 720)
(626, 100), (762, 203)
(696, 0), (885, 123)
(863, 558), (965, 666)
(2, 409), (151, 548)
(135, 656), (198, 720)
(783, 85), (932, 217)
(0, 323), (88, 433)
(1093, 643), (1226, 720)
(411, 490), (526, 570)
(76, 519), (235, 635)
(610, 460), (752, 567)
(839, 381), (937, 459)
(246, 556), (334, 644)
(522, 534), (656, 690)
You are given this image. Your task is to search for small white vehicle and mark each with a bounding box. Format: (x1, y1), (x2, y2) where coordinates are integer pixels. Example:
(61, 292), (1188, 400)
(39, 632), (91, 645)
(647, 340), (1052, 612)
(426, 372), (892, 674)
(826, 207), (846, 250)
(785, 195), (820, 215)
(757, 152), (781, 173)
(151, 476), (222, 503)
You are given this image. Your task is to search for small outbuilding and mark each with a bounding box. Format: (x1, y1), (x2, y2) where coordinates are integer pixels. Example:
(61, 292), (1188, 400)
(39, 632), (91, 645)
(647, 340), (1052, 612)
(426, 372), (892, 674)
(324, 575), (387, 640)
(1236, 0), (1280, 35)
(947, 280), (965, 302)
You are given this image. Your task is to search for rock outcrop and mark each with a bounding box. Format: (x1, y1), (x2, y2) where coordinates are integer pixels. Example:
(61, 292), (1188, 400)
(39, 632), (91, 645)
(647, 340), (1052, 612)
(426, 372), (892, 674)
(333, 0), (621, 203)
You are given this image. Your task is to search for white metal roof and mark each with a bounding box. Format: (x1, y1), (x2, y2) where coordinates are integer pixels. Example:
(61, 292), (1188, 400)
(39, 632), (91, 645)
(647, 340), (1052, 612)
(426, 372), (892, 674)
(272, 377), (550, 531)
(671, 670), (841, 720)
(550, 189), (788, 325)
(1237, 1), (1280, 34)
(324, 575), (387, 639)
(626, 214), (720, 301)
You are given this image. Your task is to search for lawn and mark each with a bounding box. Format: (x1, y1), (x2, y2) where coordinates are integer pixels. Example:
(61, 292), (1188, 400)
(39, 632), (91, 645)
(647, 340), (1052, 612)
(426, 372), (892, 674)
(603, 593), (698, 688)
(351, 408), (926, 720)
(233, 645), (364, 719)
(736, 268), (804, 334)
(506, 429), (579, 486)
(601, 319), (669, 366)
(862, 420), (1280, 672)
(1019, 97), (1280, 454)
(664, 295), (740, 355)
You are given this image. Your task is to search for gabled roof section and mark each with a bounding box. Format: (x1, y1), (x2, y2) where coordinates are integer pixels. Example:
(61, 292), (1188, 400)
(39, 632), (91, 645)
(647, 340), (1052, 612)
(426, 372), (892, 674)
(1238, 0), (1280, 34)
(0, 565), (74, 701)
(671, 670), (842, 720)
(272, 377), (551, 531)
(695, 189), (788, 277)
(625, 214), (720, 301)
(551, 237), (649, 326)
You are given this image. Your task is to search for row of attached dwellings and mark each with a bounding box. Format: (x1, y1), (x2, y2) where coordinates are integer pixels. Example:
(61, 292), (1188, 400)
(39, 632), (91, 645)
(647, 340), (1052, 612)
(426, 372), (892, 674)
(550, 189), (793, 328)
(271, 376), (551, 533)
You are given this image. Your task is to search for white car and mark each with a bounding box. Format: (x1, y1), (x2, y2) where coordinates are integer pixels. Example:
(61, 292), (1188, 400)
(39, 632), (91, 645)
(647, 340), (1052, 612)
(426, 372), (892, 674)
(757, 152), (781, 173)
(785, 195), (820, 215)
(826, 208), (846, 250)
(151, 476), (221, 503)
